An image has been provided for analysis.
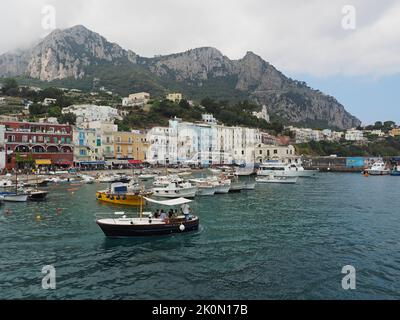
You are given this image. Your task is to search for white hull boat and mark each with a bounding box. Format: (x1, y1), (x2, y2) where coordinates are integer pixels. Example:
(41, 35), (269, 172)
(229, 181), (244, 192)
(258, 162), (317, 178)
(196, 185), (216, 196)
(3, 194), (29, 202)
(256, 176), (298, 184)
(152, 182), (198, 198)
(365, 161), (390, 175)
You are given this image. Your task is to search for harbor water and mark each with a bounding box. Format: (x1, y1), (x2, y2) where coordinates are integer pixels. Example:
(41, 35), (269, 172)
(1, 173), (400, 299)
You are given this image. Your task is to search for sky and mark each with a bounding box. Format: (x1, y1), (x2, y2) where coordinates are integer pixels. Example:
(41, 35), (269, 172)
(0, 0), (399, 125)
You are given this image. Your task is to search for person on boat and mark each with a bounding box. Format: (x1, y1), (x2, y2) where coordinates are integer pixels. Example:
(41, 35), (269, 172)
(154, 209), (160, 219)
(168, 209), (174, 219)
(181, 203), (190, 221)
(159, 210), (167, 220)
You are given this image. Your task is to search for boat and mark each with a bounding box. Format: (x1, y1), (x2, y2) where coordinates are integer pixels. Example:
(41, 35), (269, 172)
(193, 181), (216, 196)
(152, 181), (197, 198)
(207, 176), (231, 194)
(256, 175), (298, 184)
(391, 165), (400, 176)
(234, 166), (255, 176)
(138, 173), (156, 181)
(96, 182), (152, 206)
(2, 192), (29, 202)
(26, 189), (49, 201)
(208, 168), (222, 174)
(257, 162), (318, 177)
(364, 160), (390, 176)
(79, 174), (95, 184)
(0, 179), (14, 188)
(153, 175), (183, 187)
(96, 197), (199, 238)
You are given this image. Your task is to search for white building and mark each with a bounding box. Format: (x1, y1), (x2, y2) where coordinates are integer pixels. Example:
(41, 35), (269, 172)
(122, 92), (150, 107)
(345, 129), (365, 141)
(42, 98), (57, 106)
(252, 105), (270, 122)
(0, 97), (5, 105)
(202, 114), (217, 125)
(62, 105), (121, 124)
(146, 118), (261, 166)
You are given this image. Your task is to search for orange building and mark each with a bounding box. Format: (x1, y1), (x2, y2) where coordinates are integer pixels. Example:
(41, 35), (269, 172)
(113, 130), (149, 161)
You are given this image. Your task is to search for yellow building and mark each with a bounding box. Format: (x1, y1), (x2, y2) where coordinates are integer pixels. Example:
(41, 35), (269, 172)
(113, 130), (149, 161)
(166, 93), (183, 103)
(389, 128), (400, 137)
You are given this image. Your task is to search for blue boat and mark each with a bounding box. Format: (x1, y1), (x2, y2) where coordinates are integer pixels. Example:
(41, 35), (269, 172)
(391, 165), (400, 176)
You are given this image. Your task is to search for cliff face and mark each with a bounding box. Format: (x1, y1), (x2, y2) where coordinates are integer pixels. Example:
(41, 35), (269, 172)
(0, 25), (361, 129)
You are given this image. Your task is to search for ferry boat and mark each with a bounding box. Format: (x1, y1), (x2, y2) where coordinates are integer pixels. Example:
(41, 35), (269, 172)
(96, 197), (199, 237)
(152, 181), (197, 198)
(96, 182), (152, 206)
(364, 160), (390, 176)
(257, 162), (317, 177)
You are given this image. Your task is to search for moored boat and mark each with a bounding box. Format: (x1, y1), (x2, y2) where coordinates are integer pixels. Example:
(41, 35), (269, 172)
(2, 193), (29, 202)
(26, 189), (49, 201)
(257, 162), (317, 177)
(391, 165), (400, 176)
(365, 160), (390, 176)
(152, 181), (197, 198)
(96, 182), (152, 206)
(256, 175), (298, 184)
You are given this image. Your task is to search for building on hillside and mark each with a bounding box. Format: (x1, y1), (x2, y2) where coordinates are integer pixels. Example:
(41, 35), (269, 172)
(252, 105), (270, 122)
(62, 105), (121, 124)
(322, 129), (343, 142)
(201, 114), (218, 125)
(122, 92), (150, 107)
(166, 93), (183, 103)
(260, 132), (278, 145)
(345, 129), (365, 141)
(38, 117), (59, 124)
(389, 128), (400, 137)
(255, 144), (298, 164)
(0, 121), (73, 170)
(42, 98), (57, 106)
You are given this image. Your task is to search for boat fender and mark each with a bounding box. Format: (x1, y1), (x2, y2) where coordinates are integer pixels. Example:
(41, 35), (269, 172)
(179, 224), (185, 232)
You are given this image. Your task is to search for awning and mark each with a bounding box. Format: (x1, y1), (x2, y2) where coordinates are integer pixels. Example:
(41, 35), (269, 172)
(56, 161), (73, 166)
(79, 161), (106, 165)
(143, 197), (192, 206)
(128, 160), (142, 164)
(35, 159), (52, 165)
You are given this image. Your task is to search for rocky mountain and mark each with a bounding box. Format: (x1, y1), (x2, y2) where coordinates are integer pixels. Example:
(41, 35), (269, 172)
(0, 25), (361, 129)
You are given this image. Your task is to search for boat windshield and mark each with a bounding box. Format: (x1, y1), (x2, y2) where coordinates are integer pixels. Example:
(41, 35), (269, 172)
(143, 197), (192, 207)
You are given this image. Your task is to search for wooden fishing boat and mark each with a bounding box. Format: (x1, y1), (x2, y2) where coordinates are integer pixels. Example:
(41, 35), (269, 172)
(96, 197), (199, 237)
(96, 182), (152, 206)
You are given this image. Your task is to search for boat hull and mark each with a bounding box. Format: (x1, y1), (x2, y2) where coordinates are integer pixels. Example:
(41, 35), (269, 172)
(3, 194), (29, 202)
(196, 187), (216, 196)
(97, 217), (199, 237)
(96, 191), (147, 206)
(214, 184), (230, 194)
(152, 187), (197, 198)
(366, 170), (391, 176)
(243, 182), (256, 190)
(391, 171), (400, 176)
(229, 182), (244, 193)
(28, 191), (49, 201)
(256, 177), (298, 184)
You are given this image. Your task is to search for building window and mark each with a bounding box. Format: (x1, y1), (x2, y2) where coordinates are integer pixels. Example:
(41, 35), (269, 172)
(22, 135), (28, 143)
(259, 150), (262, 155)
(80, 149), (86, 156)
(61, 137), (65, 144)
(66, 138), (71, 144)
(274, 150), (278, 154)
(8, 135), (15, 142)
(53, 137), (58, 144)
(38, 136), (43, 142)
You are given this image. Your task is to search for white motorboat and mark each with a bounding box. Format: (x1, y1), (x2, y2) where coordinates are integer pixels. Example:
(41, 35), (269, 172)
(208, 168), (222, 174)
(256, 175), (298, 184)
(0, 179), (13, 188)
(153, 175), (183, 187)
(3, 193), (29, 202)
(365, 160), (390, 175)
(80, 174), (95, 184)
(138, 174), (156, 180)
(196, 183), (216, 196)
(152, 182), (197, 198)
(257, 162), (317, 177)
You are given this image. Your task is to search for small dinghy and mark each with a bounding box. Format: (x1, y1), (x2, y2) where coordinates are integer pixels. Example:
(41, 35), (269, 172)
(96, 197), (199, 237)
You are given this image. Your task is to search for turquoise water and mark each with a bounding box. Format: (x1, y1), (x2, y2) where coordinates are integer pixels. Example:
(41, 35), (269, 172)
(1, 173), (400, 299)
